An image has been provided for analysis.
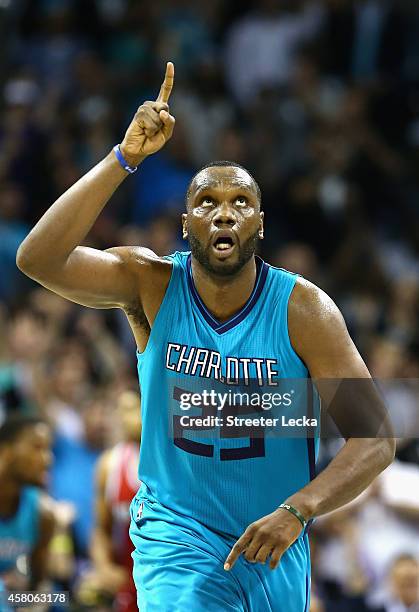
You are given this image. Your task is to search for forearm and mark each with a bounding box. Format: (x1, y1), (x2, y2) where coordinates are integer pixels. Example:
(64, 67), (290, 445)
(286, 437), (395, 520)
(16, 151), (138, 274)
(17, 62), (175, 282)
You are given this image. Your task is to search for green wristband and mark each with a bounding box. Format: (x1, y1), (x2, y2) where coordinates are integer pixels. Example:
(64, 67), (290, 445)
(278, 503), (307, 530)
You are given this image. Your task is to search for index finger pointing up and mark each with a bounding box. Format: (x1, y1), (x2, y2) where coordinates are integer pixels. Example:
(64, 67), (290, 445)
(157, 62), (174, 104)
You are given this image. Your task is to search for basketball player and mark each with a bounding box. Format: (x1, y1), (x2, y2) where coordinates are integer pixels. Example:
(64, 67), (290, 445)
(0, 415), (55, 594)
(16, 62), (395, 611)
(89, 391), (141, 611)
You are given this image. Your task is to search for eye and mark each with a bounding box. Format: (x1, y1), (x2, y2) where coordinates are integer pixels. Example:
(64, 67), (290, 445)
(235, 196), (248, 207)
(201, 197), (214, 208)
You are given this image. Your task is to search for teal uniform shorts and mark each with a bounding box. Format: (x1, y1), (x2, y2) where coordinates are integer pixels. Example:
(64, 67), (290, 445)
(129, 493), (311, 611)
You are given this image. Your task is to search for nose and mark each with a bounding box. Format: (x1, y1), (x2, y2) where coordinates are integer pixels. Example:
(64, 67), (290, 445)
(213, 201), (236, 227)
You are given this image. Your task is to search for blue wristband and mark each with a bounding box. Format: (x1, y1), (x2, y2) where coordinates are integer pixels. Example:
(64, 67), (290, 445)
(113, 144), (138, 174)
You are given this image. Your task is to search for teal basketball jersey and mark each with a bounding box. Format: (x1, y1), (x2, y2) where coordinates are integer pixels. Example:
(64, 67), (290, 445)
(136, 251), (319, 538)
(0, 486), (41, 574)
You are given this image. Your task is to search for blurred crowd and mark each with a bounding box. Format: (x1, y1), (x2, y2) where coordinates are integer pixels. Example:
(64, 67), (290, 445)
(0, 0), (418, 610)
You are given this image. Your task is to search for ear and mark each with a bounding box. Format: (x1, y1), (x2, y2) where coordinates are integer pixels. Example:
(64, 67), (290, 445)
(181, 213), (188, 239)
(258, 211), (264, 239)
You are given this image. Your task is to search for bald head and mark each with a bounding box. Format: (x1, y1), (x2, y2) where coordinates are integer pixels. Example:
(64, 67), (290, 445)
(186, 161), (261, 209)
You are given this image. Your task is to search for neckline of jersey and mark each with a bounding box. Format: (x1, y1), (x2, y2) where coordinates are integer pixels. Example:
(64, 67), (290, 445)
(186, 254), (269, 334)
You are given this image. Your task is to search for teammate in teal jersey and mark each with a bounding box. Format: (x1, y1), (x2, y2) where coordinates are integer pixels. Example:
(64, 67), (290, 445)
(0, 415), (55, 596)
(17, 62), (396, 611)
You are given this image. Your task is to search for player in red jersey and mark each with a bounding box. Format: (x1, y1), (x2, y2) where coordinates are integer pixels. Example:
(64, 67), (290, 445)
(88, 391), (142, 611)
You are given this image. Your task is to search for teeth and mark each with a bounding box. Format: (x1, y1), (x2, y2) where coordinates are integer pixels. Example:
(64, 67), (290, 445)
(216, 242), (232, 250)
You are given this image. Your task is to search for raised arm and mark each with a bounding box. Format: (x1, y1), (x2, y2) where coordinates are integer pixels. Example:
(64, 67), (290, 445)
(16, 63), (175, 310)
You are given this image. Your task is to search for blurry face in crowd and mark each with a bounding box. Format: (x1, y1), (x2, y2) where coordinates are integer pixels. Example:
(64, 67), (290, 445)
(183, 166), (264, 277)
(83, 399), (112, 450)
(53, 350), (89, 401)
(12, 424), (52, 487)
(0, 183), (25, 221)
(8, 310), (52, 361)
(368, 338), (406, 378)
(391, 557), (419, 606)
(116, 391), (142, 442)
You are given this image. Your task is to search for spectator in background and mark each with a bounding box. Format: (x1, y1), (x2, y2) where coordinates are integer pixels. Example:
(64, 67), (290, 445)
(0, 72), (47, 222)
(155, 0), (214, 77)
(77, 391), (141, 611)
(0, 0), (418, 609)
(0, 183), (30, 302)
(358, 461), (419, 601)
(225, 0), (324, 105)
(312, 498), (371, 611)
(170, 57), (234, 167)
(368, 338), (419, 447)
(319, 0), (406, 83)
(312, 553), (419, 611)
(15, 1), (88, 94)
(72, 52), (115, 173)
(0, 415), (55, 594)
(130, 146), (194, 224)
(144, 213), (185, 255)
(44, 344), (93, 442)
(372, 554), (419, 612)
(271, 242), (322, 286)
(1, 307), (54, 418)
(48, 392), (113, 564)
(74, 310), (130, 384)
(313, 461), (419, 610)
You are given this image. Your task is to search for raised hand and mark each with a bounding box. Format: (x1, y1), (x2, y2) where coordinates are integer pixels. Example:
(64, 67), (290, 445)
(120, 62), (175, 166)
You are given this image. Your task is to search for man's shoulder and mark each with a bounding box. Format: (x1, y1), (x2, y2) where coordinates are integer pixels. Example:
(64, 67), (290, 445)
(105, 245), (171, 268)
(105, 246), (176, 287)
(288, 277), (349, 360)
(265, 265), (326, 314)
(110, 249), (190, 325)
(290, 277), (340, 323)
(106, 247), (191, 272)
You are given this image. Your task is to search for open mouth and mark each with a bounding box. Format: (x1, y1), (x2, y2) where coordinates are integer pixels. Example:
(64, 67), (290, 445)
(211, 233), (237, 258)
(214, 236), (234, 251)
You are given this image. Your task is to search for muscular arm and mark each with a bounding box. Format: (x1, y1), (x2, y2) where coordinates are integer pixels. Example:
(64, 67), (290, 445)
(286, 279), (396, 520)
(224, 279), (396, 572)
(17, 153), (149, 308)
(16, 63), (175, 312)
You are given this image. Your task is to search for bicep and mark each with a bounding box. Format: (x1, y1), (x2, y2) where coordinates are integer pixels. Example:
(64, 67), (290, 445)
(26, 246), (140, 309)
